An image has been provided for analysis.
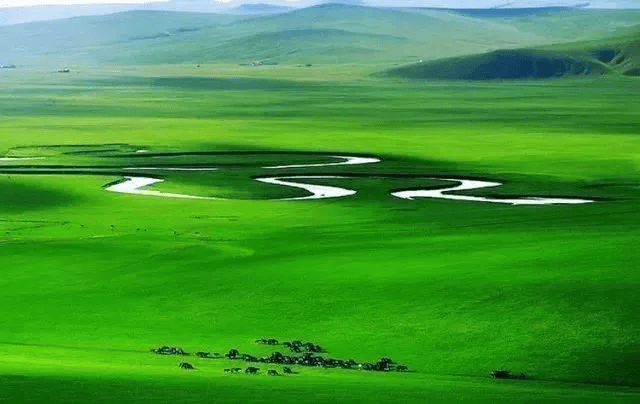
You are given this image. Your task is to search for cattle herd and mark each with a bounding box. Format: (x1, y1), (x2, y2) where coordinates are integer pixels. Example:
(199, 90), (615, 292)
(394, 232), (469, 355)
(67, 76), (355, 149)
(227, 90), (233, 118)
(152, 340), (524, 379)
(150, 338), (411, 375)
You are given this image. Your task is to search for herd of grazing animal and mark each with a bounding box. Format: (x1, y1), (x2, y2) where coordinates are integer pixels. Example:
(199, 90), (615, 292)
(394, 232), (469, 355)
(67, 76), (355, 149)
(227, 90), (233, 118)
(151, 339), (412, 375)
(150, 342), (524, 379)
(151, 346), (188, 356)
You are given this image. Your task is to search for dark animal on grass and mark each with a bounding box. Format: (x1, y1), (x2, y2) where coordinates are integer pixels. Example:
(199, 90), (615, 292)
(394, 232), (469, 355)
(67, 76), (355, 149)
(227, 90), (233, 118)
(490, 369), (511, 379)
(270, 352), (285, 364)
(179, 362), (194, 370)
(378, 357), (393, 365)
(284, 340), (322, 353)
(245, 367), (260, 374)
(151, 346), (188, 356)
(373, 357), (394, 371)
(225, 348), (240, 359)
(283, 367), (293, 374)
(256, 338), (279, 345)
(267, 370), (280, 376)
(303, 342), (323, 352)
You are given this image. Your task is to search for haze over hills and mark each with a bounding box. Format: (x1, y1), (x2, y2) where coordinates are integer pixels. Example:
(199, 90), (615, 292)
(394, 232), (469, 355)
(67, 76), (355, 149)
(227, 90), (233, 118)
(2, 0), (640, 26)
(382, 34), (640, 80)
(0, 10), (247, 66)
(226, 3), (294, 15)
(382, 14), (640, 80)
(2, 3), (639, 68)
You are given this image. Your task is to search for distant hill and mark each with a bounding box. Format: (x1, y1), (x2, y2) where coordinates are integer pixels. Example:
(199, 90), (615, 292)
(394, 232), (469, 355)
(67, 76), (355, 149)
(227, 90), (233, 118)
(399, 6), (582, 18)
(226, 4), (294, 16)
(381, 31), (640, 80)
(399, 7), (640, 43)
(0, 4), (139, 26)
(99, 3), (546, 65)
(0, 10), (245, 66)
(1, 4), (638, 68)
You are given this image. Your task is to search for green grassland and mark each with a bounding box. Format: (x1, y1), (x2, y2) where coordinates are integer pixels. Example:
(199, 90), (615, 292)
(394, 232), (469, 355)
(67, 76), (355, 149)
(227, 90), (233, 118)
(1, 5), (640, 403)
(1, 63), (639, 402)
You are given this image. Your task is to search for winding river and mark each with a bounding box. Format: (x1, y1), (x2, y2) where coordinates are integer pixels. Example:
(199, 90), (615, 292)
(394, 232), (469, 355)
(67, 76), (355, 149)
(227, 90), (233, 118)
(391, 179), (594, 205)
(264, 155), (380, 169)
(106, 174), (593, 204)
(0, 157), (44, 161)
(107, 177), (218, 200)
(255, 176), (356, 200)
(124, 167), (219, 171)
(1, 153), (595, 205)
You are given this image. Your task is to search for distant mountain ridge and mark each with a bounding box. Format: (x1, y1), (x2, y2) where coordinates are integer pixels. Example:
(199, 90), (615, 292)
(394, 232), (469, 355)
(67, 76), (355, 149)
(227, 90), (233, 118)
(381, 31), (640, 80)
(3, 1), (640, 26)
(397, 6), (585, 17)
(226, 4), (294, 16)
(1, 4), (638, 68)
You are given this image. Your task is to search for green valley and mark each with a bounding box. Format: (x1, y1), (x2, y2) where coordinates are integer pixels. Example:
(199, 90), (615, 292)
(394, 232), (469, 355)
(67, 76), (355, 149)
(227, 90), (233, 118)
(0, 3), (638, 403)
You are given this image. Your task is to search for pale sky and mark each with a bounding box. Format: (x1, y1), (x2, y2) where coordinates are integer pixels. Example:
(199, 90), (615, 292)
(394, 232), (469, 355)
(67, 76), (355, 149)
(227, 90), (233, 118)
(0, 0), (170, 7)
(1, 0), (638, 8)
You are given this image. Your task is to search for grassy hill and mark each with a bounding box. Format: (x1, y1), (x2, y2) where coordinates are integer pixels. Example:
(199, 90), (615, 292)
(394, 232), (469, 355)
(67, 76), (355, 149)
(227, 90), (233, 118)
(0, 4), (561, 67)
(398, 7), (640, 43)
(84, 4), (549, 66)
(226, 3), (294, 15)
(382, 31), (640, 80)
(4, 4), (640, 68)
(0, 10), (245, 67)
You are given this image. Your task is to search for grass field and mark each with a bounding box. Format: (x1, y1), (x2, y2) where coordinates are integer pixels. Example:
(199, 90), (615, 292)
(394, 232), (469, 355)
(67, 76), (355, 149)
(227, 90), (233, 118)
(1, 23), (639, 402)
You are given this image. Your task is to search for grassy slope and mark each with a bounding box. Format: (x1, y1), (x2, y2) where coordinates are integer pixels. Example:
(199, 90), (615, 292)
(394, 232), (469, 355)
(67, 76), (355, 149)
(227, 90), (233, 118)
(0, 10), (245, 66)
(0, 64), (639, 403)
(5, 5), (640, 68)
(382, 30), (640, 80)
(497, 9), (640, 42)
(82, 4), (548, 66)
(0, 4), (597, 67)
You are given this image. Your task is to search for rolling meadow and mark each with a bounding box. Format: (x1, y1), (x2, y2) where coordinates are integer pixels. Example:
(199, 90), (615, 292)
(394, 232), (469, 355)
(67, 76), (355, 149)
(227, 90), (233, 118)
(0, 4), (639, 403)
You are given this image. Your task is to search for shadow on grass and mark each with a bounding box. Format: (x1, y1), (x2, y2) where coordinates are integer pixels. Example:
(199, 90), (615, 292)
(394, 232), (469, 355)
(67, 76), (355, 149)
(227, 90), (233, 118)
(0, 179), (80, 213)
(82, 76), (322, 92)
